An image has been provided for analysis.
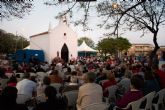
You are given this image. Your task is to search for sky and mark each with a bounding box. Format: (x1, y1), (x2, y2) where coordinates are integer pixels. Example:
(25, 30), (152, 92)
(0, 1), (165, 46)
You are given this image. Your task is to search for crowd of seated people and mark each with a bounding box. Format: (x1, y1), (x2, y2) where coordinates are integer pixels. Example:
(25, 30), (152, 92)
(0, 55), (165, 110)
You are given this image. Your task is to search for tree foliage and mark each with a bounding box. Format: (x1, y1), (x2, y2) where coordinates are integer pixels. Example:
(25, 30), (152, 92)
(97, 0), (165, 65)
(97, 37), (131, 56)
(97, 38), (116, 56)
(0, 0), (33, 20)
(78, 37), (95, 48)
(115, 37), (131, 51)
(0, 29), (29, 53)
(45, 0), (165, 66)
(1, 0), (164, 65)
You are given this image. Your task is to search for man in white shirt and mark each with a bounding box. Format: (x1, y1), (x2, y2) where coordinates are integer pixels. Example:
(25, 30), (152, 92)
(77, 72), (103, 109)
(16, 73), (37, 97)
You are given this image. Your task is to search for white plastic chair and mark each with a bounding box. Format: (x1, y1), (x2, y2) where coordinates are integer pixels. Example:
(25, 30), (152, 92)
(140, 91), (156, 110)
(113, 97), (145, 110)
(30, 72), (37, 77)
(63, 90), (78, 109)
(152, 88), (165, 110)
(16, 94), (31, 104)
(81, 102), (109, 110)
(36, 72), (47, 79)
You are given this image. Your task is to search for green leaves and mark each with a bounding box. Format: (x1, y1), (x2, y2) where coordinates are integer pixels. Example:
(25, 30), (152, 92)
(97, 37), (131, 56)
(78, 37), (95, 49)
(0, 29), (29, 54)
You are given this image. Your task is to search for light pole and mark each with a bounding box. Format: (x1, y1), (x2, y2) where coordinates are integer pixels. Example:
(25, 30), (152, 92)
(112, 3), (120, 58)
(112, 3), (120, 38)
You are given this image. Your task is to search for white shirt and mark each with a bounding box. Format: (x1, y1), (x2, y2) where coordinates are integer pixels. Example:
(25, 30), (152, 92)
(16, 79), (37, 97)
(77, 83), (103, 109)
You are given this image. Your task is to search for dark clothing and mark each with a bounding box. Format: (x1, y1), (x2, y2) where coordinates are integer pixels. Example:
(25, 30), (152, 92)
(0, 86), (28, 110)
(0, 95), (28, 110)
(33, 96), (68, 110)
(155, 70), (165, 89)
(0, 104), (28, 110)
(95, 74), (107, 84)
(143, 79), (160, 95)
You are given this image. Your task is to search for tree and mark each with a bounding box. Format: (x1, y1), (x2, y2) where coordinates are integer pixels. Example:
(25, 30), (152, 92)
(97, 37), (131, 56)
(115, 37), (131, 52)
(97, 0), (165, 66)
(78, 37), (95, 48)
(45, 0), (165, 66)
(0, 0), (33, 20)
(0, 29), (29, 53)
(97, 38), (115, 56)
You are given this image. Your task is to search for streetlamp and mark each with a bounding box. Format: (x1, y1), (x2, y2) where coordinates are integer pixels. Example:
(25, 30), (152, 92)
(112, 2), (120, 58)
(112, 3), (120, 38)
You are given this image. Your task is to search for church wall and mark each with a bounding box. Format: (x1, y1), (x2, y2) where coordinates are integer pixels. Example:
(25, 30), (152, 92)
(30, 34), (50, 62)
(49, 23), (77, 62)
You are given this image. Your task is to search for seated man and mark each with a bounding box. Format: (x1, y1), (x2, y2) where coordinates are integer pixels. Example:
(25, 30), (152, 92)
(76, 72), (103, 110)
(16, 73), (37, 97)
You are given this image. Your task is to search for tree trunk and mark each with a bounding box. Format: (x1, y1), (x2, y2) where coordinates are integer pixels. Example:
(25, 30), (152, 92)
(149, 32), (160, 67)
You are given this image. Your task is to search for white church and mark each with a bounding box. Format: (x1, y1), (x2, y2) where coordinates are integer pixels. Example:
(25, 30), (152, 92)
(30, 16), (78, 63)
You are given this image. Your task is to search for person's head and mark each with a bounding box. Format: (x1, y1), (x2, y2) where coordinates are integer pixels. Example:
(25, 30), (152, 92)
(130, 74), (144, 90)
(44, 86), (57, 100)
(151, 64), (159, 72)
(15, 74), (20, 78)
(160, 64), (165, 72)
(71, 71), (77, 76)
(106, 70), (115, 80)
(2, 86), (18, 104)
(43, 76), (51, 85)
(67, 67), (71, 72)
(30, 76), (37, 83)
(51, 70), (58, 75)
(86, 72), (96, 83)
(144, 67), (154, 80)
(124, 70), (132, 79)
(70, 76), (78, 83)
(8, 76), (17, 83)
(82, 73), (88, 83)
(23, 72), (30, 79)
(102, 69), (109, 76)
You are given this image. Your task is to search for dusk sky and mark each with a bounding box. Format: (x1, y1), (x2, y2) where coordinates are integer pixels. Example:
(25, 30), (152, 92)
(0, 1), (165, 46)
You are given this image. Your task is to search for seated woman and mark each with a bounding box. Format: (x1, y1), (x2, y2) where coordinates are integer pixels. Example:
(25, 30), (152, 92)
(102, 70), (117, 97)
(116, 74), (144, 108)
(143, 67), (160, 95)
(34, 86), (67, 110)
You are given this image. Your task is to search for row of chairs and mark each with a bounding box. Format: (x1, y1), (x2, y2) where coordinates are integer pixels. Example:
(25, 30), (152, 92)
(113, 88), (165, 110)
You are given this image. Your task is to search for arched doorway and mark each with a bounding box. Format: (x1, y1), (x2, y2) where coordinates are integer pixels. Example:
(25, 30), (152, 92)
(61, 43), (69, 62)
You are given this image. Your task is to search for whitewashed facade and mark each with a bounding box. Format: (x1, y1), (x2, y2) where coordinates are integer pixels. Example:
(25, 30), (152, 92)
(30, 16), (78, 63)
